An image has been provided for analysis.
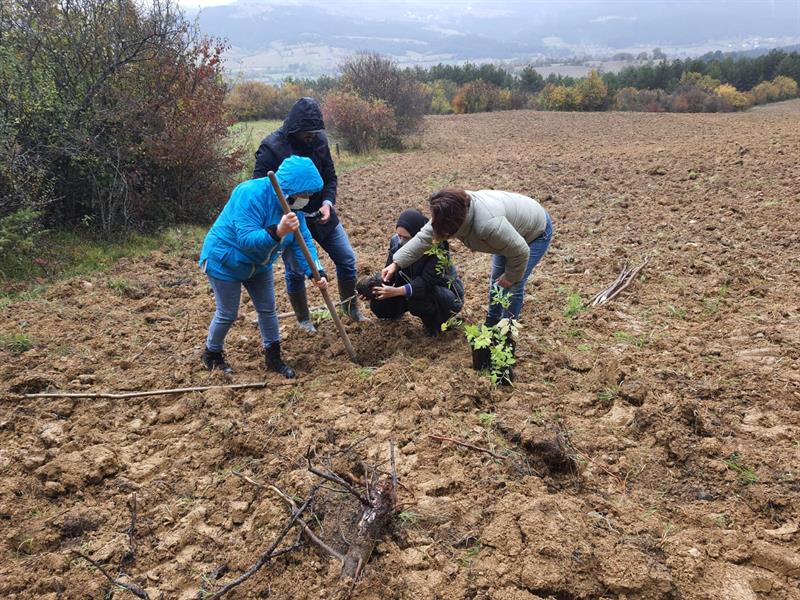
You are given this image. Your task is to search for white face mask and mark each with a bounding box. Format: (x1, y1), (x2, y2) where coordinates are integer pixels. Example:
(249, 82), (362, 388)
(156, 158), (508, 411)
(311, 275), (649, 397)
(289, 195), (310, 210)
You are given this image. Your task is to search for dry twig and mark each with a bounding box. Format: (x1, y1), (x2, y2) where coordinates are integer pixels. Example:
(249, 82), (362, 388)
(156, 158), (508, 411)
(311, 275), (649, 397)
(22, 381), (293, 400)
(591, 257), (649, 306)
(205, 491), (316, 600)
(429, 434), (506, 460)
(72, 551), (150, 600)
(307, 455), (372, 508)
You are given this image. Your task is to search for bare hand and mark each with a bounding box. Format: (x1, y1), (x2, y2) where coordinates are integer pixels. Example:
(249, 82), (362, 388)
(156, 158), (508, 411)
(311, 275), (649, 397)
(495, 274), (513, 288)
(374, 284), (404, 300)
(276, 212), (299, 237)
(318, 204), (332, 224)
(381, 262), (398, 283)
(313, 276), (328, 290)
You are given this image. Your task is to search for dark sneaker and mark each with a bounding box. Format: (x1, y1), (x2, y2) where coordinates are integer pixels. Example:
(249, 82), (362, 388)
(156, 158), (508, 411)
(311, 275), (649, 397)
(264, 342), (296, 379)
(202, 347), (234, 375)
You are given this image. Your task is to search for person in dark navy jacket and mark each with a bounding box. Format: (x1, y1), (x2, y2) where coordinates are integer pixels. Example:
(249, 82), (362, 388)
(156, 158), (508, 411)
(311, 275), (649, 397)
(359, 209), (464, 336)
(253, 97), (364, 332)
(199, 156), (328, 378)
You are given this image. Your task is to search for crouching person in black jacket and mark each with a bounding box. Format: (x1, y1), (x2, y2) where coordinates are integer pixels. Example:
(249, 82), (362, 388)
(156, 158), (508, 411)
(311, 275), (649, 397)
(358, 209), (464, 336)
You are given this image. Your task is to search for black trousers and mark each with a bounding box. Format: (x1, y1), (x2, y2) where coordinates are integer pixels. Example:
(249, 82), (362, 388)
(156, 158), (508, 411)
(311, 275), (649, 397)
(370, 285), (463, 332)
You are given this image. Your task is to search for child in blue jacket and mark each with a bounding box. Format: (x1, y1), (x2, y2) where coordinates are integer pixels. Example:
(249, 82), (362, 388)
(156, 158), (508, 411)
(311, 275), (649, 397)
(199, 155), (328, 378)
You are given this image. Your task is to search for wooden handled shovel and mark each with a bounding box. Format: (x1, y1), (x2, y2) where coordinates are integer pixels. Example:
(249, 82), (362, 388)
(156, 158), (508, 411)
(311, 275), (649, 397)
(267, 171), (358, 363)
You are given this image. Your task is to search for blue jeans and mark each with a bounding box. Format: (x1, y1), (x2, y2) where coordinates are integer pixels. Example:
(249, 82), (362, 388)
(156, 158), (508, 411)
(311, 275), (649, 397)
(284, 222), (357, 293)
(486, 213), (553, 323)
(206, 270), (279, 351)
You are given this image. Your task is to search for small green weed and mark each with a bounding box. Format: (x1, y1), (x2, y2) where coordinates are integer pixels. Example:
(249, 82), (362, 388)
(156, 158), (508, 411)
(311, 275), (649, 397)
(0, 332), (32, 354)
(396, 511), (421, 528)
(666, 304), (686, 319)
(723, 452), (758, 484)
(459, 541), (482, 567)
(577, 343), (592, 352)
(702, 283), (730, 316)
(311, 308), (331, 325)
(565, 326), (584, 339)
(596, 385), (620, 407)
(357, 367), (374, 380)
(612, 330), (647, 347)
(659, 523), (677, 550)
(563, 292), (586, 319)
(477, 412), (496, 429)
(108, 277), (134, 295)
(422, 173), (458, 192)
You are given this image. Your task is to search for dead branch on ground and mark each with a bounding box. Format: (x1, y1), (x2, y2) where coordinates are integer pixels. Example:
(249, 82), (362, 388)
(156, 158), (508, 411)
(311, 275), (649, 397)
(204, 491), (317, 600)
(73, 492), (146, 599)
(429, 434), (506, 460)
(72, 551), (150, 600)
(234, 441), (399, 581)
(591, 257), (650, 306)
(21, 381), (293, 400)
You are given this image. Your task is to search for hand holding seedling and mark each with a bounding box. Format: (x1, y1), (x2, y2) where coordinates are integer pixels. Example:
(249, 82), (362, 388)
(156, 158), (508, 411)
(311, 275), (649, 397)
(495, 274), (513, 288)
(373, 284), (404, 299)
(381, 262), (398, 282)
(277, 212), (300, 237)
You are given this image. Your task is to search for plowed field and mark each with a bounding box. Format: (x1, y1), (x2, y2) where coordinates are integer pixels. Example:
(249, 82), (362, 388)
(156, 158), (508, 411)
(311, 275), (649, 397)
(2, 101), (799, 600)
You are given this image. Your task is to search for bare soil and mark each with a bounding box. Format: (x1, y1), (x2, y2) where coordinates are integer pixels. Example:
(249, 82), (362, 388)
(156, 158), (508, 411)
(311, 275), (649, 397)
(2, 101), (799, 600)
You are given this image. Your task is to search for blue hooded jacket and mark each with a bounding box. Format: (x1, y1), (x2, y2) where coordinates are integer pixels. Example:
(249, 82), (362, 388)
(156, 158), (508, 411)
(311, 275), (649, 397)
(199, 155), (324, 282)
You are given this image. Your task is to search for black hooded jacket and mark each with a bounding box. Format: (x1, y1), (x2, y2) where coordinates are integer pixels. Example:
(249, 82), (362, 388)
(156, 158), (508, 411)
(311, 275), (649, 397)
(252, 98), (339, 240)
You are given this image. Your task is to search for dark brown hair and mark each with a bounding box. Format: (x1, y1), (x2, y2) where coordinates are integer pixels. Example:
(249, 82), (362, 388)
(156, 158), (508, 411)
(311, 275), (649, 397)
(429, 187), (470, 238)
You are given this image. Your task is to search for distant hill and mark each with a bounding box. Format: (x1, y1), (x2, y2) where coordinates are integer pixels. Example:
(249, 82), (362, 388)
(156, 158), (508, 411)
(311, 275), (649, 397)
(188, 0), (800, 81)
(699, 44), (800, 61)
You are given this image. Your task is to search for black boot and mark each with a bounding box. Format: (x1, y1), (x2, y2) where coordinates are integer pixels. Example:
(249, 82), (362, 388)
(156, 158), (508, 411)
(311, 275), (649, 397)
(288, 289), (316, 333)
(339, 278), (367, 322)
(202, 346), (234, 375)
(264, 342), (296, 379)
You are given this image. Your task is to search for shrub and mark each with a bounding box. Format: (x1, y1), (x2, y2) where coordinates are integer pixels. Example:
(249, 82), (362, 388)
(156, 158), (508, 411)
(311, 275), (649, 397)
(426, 80), (457, 114)
(715, 84), (752, 111)
(680, 72), (722, 92)
(771, 76), (799, 99)
(539, 84), (582, 111)
(322, 91), (396, 153)
(577, 70), (609, 110)
(452, 80), (504, 113)
(340, 52), (429, 135)
(671, 85), (717, 112)
(0, 209), (42, 277)
(0, 0), (243, 234)
(225, 80), (311, 121)
(749, 80), (779, 104)
(614, 87), (670, 112)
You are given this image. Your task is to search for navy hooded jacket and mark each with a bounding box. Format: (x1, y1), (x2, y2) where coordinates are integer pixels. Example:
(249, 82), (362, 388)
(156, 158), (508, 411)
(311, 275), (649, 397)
(252, 97), (339, 240)
(200, 156), (324, 282)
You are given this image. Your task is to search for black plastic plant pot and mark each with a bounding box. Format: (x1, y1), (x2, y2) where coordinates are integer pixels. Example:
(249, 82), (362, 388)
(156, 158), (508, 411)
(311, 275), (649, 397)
(471, 346), (491, 371)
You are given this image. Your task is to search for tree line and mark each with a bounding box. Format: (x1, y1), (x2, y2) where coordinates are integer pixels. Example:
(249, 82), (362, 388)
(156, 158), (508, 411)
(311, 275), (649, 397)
(225, 50), (799, 160)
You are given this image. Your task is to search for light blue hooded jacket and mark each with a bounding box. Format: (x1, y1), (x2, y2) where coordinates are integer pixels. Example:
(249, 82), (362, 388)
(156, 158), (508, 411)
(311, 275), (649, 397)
(199, 155), (324, 282)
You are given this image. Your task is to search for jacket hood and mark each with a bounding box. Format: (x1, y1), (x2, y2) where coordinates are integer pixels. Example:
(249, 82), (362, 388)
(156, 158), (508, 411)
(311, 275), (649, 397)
(284, 97), (325, 135)
(396, 208), (428, 237)
(275, 155), (324, 198)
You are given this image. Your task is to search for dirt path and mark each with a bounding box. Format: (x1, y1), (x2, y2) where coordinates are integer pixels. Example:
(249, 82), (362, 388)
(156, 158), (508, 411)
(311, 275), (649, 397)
(1, 101), (799, 599)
